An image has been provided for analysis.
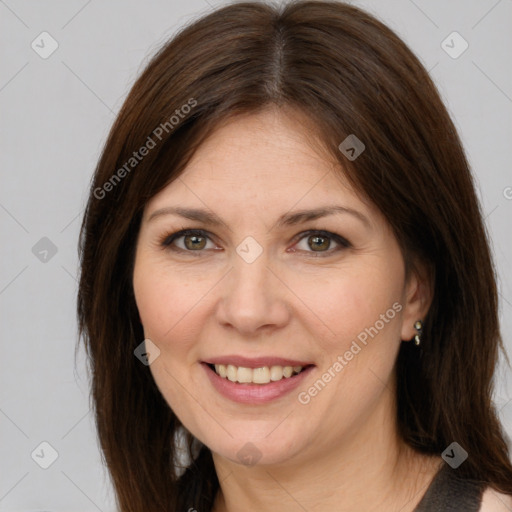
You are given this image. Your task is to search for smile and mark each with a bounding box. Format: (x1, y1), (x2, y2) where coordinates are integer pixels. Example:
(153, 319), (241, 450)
(210, 363), (306, 384)
(202, 362), (316, 404)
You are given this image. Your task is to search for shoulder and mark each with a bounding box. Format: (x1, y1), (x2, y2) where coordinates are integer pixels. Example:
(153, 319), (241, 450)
(479, 486), (512, 511)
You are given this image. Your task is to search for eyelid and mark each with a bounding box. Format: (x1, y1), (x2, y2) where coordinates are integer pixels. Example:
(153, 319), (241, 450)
(291, 229), (351, 253)
(159, 228), (351, 256)
(160, 229), (219, 254)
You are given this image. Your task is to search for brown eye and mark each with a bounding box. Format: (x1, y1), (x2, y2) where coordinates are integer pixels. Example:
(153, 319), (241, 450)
(161, 229), (214, 254)
(294, 230), (350, 256)
(161, 228), (350, 257)
(183, 233), (207, 250)
(308, 234), (331, 252)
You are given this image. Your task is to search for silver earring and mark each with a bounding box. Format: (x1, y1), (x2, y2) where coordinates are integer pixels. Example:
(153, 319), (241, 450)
(413, 320), (423, 346)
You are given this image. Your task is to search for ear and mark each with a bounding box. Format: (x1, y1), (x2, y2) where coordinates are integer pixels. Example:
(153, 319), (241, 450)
(400, 261), (433, 341)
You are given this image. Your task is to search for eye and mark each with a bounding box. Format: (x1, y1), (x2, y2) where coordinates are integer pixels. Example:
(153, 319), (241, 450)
(159, 228), (350, 257)
(160, 229), (217, 254)
(292, 230), (350, 256)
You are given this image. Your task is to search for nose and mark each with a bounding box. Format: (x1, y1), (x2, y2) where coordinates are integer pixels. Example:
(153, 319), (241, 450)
(215, 252), (291, 337)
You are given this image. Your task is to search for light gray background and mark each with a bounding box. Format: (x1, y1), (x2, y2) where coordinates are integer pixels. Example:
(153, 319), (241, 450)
(1, 0), (511, 510)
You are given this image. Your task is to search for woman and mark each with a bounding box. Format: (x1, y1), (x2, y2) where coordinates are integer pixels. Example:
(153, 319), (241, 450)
(77, 1), (512, 510)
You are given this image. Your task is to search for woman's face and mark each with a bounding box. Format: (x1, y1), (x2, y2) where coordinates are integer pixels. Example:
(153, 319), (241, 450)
(133, 108), (427, 467)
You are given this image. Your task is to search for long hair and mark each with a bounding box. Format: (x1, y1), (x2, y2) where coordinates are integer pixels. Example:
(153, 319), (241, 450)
(77, 1), (512, 510)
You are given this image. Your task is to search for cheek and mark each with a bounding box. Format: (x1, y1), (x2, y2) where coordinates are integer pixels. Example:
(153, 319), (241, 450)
(292, 266), (404, 435)
(133, 264), (174, 339)
(288, 258), (403, 354)
(132, 254), (212, 357)
(132, 254), (223, 430)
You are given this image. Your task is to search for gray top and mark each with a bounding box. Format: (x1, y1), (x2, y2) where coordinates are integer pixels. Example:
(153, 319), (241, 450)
(414, 464), (484, 511)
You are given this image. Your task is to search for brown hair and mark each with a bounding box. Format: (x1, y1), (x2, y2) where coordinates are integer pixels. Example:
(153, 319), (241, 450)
(77, 1), (512, 510)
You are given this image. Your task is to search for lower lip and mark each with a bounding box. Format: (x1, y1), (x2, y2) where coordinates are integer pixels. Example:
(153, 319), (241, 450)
(202, 363), (315, 404)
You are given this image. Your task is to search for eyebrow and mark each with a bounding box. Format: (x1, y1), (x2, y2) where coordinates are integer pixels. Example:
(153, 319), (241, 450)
(147, 205), (371, 230)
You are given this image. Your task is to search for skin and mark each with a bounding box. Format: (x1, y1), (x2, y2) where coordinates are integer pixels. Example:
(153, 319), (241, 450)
(132, 106), (444, 511)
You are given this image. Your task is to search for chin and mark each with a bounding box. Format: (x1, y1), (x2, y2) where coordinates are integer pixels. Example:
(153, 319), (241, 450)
(201, 424), (308, 467)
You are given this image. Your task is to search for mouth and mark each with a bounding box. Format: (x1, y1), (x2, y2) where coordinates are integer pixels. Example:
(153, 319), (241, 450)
(201, 360), (316, 404)
(205, 362), (314, 385)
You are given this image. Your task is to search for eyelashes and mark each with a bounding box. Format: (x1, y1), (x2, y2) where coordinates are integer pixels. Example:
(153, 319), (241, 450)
(158, 228), (351, 258)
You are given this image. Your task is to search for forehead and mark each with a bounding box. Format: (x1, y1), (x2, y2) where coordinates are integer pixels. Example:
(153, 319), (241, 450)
(186, 109), (334, 183)
(145, 108), (378, 225)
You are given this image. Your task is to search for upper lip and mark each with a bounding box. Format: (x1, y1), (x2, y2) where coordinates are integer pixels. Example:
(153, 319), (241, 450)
(203, 355), (315, 368)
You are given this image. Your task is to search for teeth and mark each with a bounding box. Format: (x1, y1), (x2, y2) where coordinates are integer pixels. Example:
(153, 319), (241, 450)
(237, 366), (253, 383)
(253, 366), (270, 384)
(283, 366), (293, 378)
(226, 364), (237, 382)
(270, 365), (283, 381)
(213, 364), (304, 384)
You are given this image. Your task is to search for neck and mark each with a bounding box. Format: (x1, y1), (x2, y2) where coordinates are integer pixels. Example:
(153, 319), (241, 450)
(210, 389), (442, 512)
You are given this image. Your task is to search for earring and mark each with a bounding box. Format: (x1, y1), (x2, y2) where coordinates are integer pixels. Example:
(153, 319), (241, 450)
(413, 320), (423, 346)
